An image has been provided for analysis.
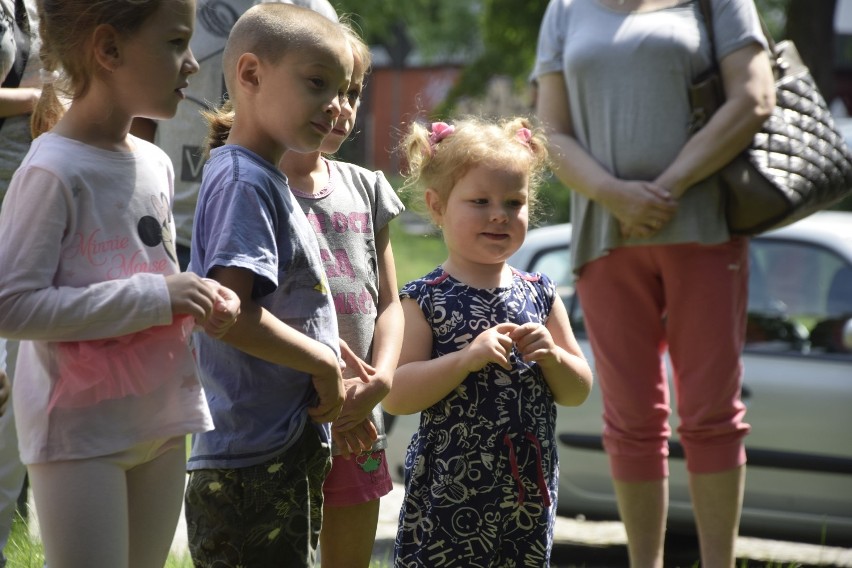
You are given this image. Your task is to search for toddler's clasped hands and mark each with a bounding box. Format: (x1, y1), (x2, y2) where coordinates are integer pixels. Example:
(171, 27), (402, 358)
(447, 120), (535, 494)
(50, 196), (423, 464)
(165, 273), (241, 338)
(465, 321), (560, 374)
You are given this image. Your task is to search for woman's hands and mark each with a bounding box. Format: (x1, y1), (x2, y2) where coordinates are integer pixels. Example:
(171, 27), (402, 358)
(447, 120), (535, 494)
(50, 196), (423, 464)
(598, 179), (678, 239)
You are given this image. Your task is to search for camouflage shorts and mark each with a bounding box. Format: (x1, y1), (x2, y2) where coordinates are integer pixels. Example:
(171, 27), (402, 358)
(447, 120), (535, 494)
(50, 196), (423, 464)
(185, 427), (332, 567)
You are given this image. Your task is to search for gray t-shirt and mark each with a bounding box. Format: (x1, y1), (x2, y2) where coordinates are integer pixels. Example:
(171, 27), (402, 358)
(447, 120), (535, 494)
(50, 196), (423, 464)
(188, 145), (339, 470)
(534, 0), (766, 272)
(291, 158), (404, 454)
(155, 0), (338, 248)
(0, 0), (40, 201)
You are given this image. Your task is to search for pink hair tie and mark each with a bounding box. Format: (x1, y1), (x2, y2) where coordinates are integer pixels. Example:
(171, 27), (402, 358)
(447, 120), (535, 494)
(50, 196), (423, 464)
(516, 127), (532, 147)
(429, 122), (455, 150)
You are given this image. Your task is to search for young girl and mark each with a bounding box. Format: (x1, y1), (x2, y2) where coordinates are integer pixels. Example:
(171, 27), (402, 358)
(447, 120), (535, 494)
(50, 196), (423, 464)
(384, 117), (594, 567)
(278, 25), (404, 568)
(184, 4), (354, 566)
(0, 1), (239, 566)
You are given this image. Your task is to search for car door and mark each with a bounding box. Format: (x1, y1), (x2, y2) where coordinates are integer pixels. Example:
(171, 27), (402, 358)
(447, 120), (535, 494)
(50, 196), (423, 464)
(733, 235), (852, 543)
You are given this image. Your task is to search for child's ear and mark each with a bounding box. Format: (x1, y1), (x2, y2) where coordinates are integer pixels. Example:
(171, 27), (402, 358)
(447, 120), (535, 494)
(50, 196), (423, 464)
(425, 188), (444, 226)
(235, 53), (262, 92)
(91, 24), (122, 72)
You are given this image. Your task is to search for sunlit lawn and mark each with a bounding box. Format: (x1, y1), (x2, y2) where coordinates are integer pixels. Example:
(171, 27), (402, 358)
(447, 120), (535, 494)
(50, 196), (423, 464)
(389, 215), (446, 288)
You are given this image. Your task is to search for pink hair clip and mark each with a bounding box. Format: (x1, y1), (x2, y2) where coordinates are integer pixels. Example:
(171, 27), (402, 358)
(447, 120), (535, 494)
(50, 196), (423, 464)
(516, 127), (532, 147)
(429, 122), (455, 149)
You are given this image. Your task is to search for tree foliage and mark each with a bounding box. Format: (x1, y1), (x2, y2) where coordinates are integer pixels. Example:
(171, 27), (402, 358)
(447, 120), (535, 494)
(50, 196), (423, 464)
(333, 0), (481, 66)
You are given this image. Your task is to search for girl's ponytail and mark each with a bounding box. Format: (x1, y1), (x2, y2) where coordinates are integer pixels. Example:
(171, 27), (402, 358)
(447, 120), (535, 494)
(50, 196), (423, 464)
(202, 99), (235, 156)
(29, 23), (64, 138)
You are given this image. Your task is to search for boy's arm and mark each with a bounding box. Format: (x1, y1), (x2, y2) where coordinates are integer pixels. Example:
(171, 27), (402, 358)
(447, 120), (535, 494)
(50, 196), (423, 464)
(208, 265), (344, 423)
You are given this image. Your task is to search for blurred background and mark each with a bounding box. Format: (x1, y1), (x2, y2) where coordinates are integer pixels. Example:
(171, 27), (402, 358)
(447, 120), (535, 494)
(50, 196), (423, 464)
(330, 0), (852, 227)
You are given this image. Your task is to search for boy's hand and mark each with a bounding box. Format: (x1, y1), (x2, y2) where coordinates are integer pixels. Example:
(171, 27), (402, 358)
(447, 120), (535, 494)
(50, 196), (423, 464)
(307, 365), (345, 424)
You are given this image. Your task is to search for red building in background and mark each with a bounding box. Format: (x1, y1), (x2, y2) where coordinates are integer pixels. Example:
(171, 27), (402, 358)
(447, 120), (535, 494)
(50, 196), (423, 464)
(358, 65), (461, 174)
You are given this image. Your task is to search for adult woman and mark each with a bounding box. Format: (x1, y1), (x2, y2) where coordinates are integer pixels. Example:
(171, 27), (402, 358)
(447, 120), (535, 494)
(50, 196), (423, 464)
(533, 1), (775, 566)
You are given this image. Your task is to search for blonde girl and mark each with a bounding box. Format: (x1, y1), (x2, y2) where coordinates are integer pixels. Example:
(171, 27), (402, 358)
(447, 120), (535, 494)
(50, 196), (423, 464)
(0, 1), (239, 566)
(384, 117), (593, 567)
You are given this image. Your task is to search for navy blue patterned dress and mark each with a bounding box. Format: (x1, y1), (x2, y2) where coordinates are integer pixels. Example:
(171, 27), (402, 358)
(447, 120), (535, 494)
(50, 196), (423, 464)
(394, 266), (560, 568)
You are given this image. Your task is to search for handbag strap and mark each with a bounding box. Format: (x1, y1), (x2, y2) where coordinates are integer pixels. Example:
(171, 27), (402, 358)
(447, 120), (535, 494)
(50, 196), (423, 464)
(697, 0), (776, 70)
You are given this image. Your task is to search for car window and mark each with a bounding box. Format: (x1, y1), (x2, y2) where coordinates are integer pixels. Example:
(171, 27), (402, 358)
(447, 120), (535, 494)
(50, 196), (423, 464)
(747, 238), (852, 357)
(522, 234), (852, 357)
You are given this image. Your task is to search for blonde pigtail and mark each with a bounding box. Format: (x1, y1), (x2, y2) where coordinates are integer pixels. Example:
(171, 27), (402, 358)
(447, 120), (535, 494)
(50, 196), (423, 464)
(202, 100), (236, 156)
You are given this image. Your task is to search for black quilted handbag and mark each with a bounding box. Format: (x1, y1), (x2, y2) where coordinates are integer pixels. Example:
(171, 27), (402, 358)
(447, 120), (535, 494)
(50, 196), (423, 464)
(689, 0), (852, 235)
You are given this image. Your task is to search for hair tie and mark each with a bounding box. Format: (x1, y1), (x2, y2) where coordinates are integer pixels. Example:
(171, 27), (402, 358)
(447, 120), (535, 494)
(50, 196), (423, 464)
(428, 122), (455, 151)
(39, 69), (60, 85)
(516, 127), (532, 147)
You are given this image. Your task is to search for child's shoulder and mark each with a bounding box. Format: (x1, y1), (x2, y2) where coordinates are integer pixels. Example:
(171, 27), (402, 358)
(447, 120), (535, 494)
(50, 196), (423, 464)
(400, 266), (446, 295)
(510, 266), (544, 283)
(328, 159), (393, 189)
(510, 266), (557, 294)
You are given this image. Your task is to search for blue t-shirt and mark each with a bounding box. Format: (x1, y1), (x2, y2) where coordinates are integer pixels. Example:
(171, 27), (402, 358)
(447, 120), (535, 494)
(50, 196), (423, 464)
(188, 144), (338, 470)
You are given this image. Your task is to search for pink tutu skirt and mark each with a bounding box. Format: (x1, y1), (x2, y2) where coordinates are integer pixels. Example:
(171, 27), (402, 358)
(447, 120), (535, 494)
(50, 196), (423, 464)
(49, 316), (195, 411)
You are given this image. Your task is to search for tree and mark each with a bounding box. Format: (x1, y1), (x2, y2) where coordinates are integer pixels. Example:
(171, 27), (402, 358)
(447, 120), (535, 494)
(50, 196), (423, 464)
(785, 0), (837, 101)
(333, 0), (481, 67)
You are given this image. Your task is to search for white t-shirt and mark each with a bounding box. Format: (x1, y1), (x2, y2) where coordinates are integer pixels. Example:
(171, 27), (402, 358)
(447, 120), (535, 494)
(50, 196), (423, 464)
(0, 133), (212, 464)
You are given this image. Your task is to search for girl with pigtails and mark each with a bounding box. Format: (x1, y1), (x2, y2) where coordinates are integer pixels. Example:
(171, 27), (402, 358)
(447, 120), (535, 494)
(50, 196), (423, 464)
(384, 116), (593, 567)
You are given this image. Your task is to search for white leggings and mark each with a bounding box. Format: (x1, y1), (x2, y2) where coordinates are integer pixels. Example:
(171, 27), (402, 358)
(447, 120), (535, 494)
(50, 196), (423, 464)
(28, 436), (186, 568)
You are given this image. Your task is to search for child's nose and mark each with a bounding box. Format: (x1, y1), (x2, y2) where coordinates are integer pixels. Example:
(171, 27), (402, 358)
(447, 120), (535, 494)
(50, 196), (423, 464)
(326, 95), (343, 119)
(184, 49), (200, 75)
(491, 206), (509, 222)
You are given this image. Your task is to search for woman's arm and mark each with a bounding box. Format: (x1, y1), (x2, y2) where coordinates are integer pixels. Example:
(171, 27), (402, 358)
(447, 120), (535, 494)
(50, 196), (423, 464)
(654, 43), (775, 198)
(536, 72), (678, 238)
(0, 86), (40, 119)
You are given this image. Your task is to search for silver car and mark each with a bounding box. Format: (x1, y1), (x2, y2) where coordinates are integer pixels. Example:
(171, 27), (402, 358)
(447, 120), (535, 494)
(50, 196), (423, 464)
(385, 210), (852, 545)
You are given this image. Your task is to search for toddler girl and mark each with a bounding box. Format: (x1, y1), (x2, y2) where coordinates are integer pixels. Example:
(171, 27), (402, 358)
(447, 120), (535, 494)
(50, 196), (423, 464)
(384, 117), (594, 567)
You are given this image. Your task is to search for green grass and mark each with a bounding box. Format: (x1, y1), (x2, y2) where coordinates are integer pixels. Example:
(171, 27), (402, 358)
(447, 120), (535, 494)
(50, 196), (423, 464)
(6, 513), (195, 567)
(388, 217), (447, 288)
(6, 516), (44, 568)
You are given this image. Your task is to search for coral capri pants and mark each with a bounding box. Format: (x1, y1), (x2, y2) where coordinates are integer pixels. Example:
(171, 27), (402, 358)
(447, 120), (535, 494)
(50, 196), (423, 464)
(576, 239), (750, 482)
